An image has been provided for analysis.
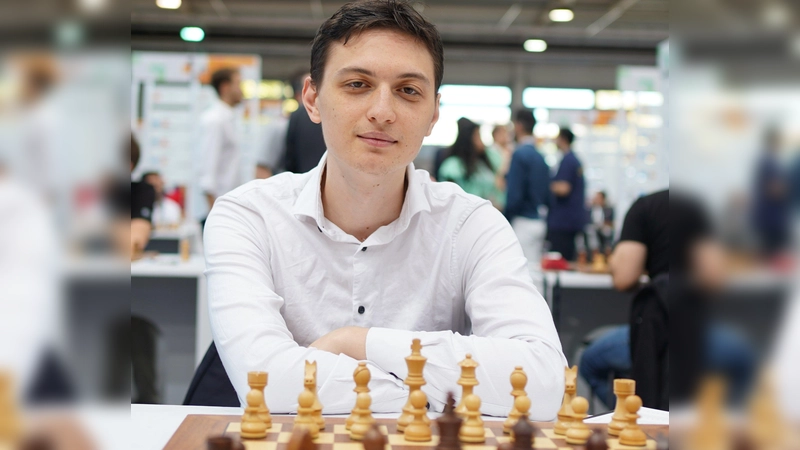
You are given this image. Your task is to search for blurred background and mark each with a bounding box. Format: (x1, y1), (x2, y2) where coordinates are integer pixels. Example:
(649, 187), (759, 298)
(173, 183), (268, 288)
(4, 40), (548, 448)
(0, 0), (798, 448)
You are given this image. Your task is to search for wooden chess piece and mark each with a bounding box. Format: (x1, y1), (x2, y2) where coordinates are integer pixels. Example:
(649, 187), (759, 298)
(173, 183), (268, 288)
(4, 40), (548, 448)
(19, 435), (54, 450)
(398, 339), (429, 432)
(287, 427), (318, 450)
(294, 387), (320, 439)
(504, 395), (531, 437)
(404, 389), (432, 442)
(503, 366), (527, 434)
(618, 395), (647, 447)
(180, 238), (190, 262)
(0, 372), (22, 443)
(565, 396), (592, 445)
(362, 424), (387, 450)
(248, 371), (272, 429)
(207, 436), (234, 450)
(347, 362), (371, 431)
(496, 443), (513, 450)
(592, 251), (607, 271)
(350, 392), (376, 441)
(436, 393), (462, 450)
(510, 414), (534, 450)
(586, 431), (608, 450)
(458, 394), (485, 443)
(304, 361), (325, 431)
(608, 379), (635, 437)
(240, 373), (268, 439)
(554, 365), (578, 435)
(655, 433), (669, 450)
(456, 354), (479, 416)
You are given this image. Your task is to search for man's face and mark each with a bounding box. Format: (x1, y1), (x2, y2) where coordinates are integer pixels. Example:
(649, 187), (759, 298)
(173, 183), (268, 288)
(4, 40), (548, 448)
(303, 29), (440, 177)
(226, 73), (244, 106)
(144, 174), (164, 198)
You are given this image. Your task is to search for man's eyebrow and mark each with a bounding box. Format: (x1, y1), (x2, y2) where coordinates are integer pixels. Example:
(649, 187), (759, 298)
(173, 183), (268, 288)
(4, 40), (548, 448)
(335, 66), (431, 86)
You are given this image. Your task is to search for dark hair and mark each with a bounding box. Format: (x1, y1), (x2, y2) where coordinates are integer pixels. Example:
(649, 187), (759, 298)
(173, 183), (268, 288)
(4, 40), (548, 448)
(514, 109), (536, 135)
(131, 135), (140, 169)
(597, 190), (606, 199)
(310, 0), (444, 91)
(140, 171), (160, 181)
(447, 118), (492, 179)
(558, 128), (575, 145)
(211, 68), (239, 96)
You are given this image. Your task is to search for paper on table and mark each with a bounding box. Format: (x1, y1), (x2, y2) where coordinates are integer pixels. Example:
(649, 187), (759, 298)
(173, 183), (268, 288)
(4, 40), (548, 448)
(585, 406), (669, 425)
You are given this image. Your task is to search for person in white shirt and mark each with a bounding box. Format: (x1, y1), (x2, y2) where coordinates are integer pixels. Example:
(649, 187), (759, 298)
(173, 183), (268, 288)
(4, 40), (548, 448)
(204, 0), (566, 419)
(141, 171), (183, 228)
(199, 68), (244, 212)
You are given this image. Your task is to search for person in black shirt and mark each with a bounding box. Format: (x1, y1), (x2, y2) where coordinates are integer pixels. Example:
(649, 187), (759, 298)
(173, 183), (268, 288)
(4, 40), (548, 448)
(284, 72), (328, 174)
(130, 136), (155, 256)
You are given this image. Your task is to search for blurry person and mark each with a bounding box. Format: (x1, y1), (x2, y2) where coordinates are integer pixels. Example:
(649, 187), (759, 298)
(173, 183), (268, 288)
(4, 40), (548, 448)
(547, 128), (585, 261)
(438, 117), (504, 209)
(505, 109), (550, 266)
(199, 68), (245, 213)
(141, 171), (182, 229)
(489, 124), (513, 189)
(588, 191), (614, 255)
(284, 71), (327, 173)
(752, 127), (790, 257)
(130, 137), (155, 256)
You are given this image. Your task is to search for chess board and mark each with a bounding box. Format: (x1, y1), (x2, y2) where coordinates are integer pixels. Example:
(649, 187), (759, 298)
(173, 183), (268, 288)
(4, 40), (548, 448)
(163, 415), (668, 450)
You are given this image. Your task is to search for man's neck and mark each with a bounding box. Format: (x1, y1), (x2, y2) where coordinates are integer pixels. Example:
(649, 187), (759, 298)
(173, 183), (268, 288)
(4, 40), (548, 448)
(321, 156), (408, 242)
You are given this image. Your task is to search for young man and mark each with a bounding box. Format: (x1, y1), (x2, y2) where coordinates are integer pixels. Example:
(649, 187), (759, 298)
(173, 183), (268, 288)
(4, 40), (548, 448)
(204, 0), (565, 418)
(547, 128), (585, 261)
(141, 171), (183, 228)
(199, 68), (245, 213)
(504, 109), (550, 266)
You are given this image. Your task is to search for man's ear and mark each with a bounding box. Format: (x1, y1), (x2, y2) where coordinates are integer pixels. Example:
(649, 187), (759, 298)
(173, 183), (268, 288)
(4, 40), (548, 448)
(302, 77), (322, 124)
(425, 92), (441, 137)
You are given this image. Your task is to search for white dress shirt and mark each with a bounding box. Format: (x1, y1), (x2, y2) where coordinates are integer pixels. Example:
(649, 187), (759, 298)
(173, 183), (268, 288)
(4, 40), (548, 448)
(152, 197), (183, 228)
(204, 153), (567, 419)
(199, 100), (242, 199)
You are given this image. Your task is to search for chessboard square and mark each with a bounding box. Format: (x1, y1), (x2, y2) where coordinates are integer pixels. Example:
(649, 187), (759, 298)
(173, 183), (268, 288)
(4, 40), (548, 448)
(463, 445), (493, 450)
(532, 437), (558, 449)
(241, 441), (277, 450)
(495, 436), (511, 444)
(268, 423), (283, 433)
(332, 444), (368, 450)
(541, 428), (562, 440)
(315, 432), (336, 444)
(277, 432), (293, 443)
(483, 428), (495, 438)
(333, 424), (348, 434)
(227, 422), (241, 433)
(387, 434), (440, 446)
(607, 438), (656, 450)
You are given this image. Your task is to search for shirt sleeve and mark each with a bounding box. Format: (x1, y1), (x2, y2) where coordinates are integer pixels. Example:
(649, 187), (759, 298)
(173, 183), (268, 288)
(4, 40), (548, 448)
(503, 150), (526, 220)
(553, 154), (575, 183)
(204, 195), (408, 413)
(619, 196), (648, 244)
(199, 116), (224, 197)
(366, 204), (567, 419)
(131, 182), (155, 222)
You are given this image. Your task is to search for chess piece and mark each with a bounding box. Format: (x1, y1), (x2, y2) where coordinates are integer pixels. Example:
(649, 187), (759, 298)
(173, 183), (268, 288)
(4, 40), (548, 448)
(554, 365), (578, 435)
(655, 433), (669, 450)
(180, 238), (190, 262)
(496, 443), (513, 450)
(577, 250), (588, 267)
(503, 366), (527, 434)
(608, 378), (635, 437)
(19, 435), (54, 450)
(565, 396), (592, 445)
(618, 395), (647, 447)
(362, 424), (387, 450)
(347, 362), (371, 430)
(504, 395), (531, 437)
(304, 361), (325, 431)
(248, 371), (272, 429)
(397, 339), (429, 432)
(689, 376), (729, 450)
(207, 436), (234, 450)
(287, 427), (317, 450)
(510, 414), (533, 450)
(404, 389), (432, 442)
(294, 387), (320, 439)
(586, 431), (608, 450)
(458, 394), (485, 443)
(592, 251), (607, 271)
(350, 392), (376, 441)
(0, 372), (22, 443)
(436, 393), (462, 450)
(240, 373), (268, 439)
(456, 354), (479, 416)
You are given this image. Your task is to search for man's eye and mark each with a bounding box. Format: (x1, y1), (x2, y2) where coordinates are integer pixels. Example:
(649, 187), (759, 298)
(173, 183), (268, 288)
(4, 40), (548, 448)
(402, 87), (419, 95)
(347, 81), (366, 88)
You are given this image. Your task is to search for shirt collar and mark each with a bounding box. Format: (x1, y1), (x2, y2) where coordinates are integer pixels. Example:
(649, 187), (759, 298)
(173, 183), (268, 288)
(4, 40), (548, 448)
(292, 152), (431, 244)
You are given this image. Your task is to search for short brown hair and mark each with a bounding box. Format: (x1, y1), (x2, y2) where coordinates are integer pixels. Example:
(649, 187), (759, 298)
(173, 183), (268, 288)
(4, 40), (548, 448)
(131, 135), (140, 169)
(211, 68), (239, 96)
(310, 0), (444, 92)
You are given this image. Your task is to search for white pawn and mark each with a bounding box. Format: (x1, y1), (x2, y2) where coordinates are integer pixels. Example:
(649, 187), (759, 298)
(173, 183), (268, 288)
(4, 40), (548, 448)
(459, 394), (485, 443)
(565, 397), (592, 445)
(506, 395), (531, 438)
(350, 392), (376, 440)
(294, 388), (319, 439)
(404, 389), (432, 442)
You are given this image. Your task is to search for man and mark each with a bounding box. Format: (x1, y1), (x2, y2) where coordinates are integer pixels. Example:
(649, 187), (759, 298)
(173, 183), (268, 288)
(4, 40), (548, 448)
(141, 171), (182, 228)
(547, 128), (585, 261)
(587, 191), (614, 256)
(204, 0), (565, 418)
(504, 109), (550, 266)
(130, 137), (155, 256)
(752, 128), (790, 257)
(199, 68), (245, 213)
(284, 71), (327, 173)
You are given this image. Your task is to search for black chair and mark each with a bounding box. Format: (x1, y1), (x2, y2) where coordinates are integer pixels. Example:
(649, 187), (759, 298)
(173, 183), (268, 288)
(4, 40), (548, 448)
(183, 342), (240, 407)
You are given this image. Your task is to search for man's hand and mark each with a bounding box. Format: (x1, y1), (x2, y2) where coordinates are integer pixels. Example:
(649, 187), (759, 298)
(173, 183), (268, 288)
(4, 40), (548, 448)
(309, 326), (369, 360)
(550, 180), (571, 197)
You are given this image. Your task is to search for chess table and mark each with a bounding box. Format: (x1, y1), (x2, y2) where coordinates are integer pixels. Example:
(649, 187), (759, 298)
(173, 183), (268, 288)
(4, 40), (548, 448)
(163, 415), (669, 450)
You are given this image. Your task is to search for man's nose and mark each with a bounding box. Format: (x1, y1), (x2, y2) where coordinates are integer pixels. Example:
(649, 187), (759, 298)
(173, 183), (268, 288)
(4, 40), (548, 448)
(366, 86), (396, 124)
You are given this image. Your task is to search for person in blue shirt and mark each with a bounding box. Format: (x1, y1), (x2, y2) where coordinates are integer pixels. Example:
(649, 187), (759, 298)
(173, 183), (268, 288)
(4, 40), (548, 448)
(752, 128), (790, 257)
(504, 109), (550, 265)
(547, 128), (585, 261)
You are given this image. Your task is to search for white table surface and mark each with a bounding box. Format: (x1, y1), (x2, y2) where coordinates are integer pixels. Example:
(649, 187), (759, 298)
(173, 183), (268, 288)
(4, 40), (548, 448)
(130, 254), (206, 277)
(131, 404), (668, 450)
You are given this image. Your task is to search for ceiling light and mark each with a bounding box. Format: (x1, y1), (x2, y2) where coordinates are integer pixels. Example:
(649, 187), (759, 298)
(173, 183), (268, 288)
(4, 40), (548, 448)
(549, 8), (574, 22)
(180, 27), (205, 42)
(157, 0), (182, 9)
(523, 39), (547, 52)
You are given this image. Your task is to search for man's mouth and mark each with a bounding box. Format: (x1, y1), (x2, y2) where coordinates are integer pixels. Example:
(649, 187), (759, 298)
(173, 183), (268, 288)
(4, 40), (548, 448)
(357, 131), (398, 148)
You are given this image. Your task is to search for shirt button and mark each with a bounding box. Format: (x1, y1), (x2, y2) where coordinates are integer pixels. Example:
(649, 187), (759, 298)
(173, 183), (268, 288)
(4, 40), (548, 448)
(358, 306), (365, 314)
(361, 247), (367, 252)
